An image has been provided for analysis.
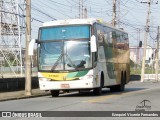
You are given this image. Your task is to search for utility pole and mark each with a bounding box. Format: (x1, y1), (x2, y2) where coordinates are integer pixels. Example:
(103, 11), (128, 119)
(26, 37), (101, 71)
(82, 0), (84, 18)
(84, 8), (87, 18)
(138, 29), (141, 64)
(79, 0), (81, 18)
(79, 0), (84, 18)
(117, 0), (120, 27)
(155, 26), (160, 81)
(112, 0), (116, 26)
(136, 29), (141, 68)
(25, 0), (32, 96)
(140, 0), (151, 82)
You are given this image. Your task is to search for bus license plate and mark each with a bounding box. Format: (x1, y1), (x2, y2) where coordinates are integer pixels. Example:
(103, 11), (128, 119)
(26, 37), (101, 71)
(61, 84), (70, 89)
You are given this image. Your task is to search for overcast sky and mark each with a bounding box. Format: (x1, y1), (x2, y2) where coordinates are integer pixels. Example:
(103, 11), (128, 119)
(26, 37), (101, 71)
(31, 0), (160, 47)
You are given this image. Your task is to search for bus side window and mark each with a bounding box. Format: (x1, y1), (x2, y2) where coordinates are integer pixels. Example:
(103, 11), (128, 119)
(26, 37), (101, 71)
(93, 52), (98, 67)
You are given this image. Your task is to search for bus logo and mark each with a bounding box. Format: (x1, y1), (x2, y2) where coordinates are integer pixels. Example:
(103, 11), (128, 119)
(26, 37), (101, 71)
(135, 100), (151, 111)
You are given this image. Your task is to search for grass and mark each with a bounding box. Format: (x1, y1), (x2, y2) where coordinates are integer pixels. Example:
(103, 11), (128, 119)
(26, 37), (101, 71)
(130, 67), (158, 75)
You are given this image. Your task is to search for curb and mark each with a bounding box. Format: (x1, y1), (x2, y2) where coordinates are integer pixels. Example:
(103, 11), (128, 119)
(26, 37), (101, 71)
(0, 93), (50, 102)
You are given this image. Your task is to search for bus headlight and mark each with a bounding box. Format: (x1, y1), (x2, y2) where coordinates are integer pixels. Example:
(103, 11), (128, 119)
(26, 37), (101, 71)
(79, 75), (93, 80)
(39, 78), (51, 81)
(87, 75), (93, 79)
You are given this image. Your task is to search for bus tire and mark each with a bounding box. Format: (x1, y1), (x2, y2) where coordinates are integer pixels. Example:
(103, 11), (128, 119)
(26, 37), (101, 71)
(119, 72), (126, 91)
(93, 87), (102, 95)
(51, 90), (59, 97)
(110, 72), (125, 92)
(93, 73), (104, 95)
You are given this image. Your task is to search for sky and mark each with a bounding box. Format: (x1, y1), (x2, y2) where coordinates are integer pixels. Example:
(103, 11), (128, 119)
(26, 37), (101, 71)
(31, 0), (160, 48)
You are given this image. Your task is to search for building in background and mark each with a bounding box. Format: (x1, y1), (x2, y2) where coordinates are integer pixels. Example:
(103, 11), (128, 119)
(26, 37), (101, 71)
(130, 45), (156, 67)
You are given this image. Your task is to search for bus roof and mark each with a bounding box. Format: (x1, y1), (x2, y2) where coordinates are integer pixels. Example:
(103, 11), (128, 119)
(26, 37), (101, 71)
(42, 18), (127, 33)
(42, 18), (97, 26)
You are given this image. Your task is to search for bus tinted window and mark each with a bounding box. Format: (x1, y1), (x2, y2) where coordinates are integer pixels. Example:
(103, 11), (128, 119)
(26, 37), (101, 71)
(40, 25), (90, 40)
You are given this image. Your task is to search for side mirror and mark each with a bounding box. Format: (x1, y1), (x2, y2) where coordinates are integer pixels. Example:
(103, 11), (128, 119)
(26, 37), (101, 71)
(90, 35), (97, 52)
(28, 39), (36, 55)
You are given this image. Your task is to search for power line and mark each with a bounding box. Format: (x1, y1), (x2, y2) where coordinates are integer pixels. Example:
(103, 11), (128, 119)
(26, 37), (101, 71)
(33, 0), (73, 18)
(47, 0), (72, 7)
(31, 18), (44, 23)
(0, 10), (44, 23)
(31, 5), (57, 20)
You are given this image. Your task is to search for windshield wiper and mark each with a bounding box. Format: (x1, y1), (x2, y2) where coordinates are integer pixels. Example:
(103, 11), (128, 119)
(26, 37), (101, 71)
(51, 53), (63, 71)
(51, 52), (77, 71)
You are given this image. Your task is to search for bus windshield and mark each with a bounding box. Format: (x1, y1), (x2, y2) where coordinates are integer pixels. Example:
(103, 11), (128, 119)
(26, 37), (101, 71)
(38, 25), (92, 71)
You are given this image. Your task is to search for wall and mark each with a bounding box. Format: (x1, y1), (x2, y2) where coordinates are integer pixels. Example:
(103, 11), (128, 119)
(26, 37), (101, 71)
(0, 77), (39, 92)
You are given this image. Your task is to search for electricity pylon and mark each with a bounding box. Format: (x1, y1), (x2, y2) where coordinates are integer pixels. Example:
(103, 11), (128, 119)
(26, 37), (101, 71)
(0, 0), (25, 77)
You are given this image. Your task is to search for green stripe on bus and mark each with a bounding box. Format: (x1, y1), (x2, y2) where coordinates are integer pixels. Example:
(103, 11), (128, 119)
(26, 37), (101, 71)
(66, 72), (78, 78)
(75, 70), (89, 77)
(66, 70), (89, 78)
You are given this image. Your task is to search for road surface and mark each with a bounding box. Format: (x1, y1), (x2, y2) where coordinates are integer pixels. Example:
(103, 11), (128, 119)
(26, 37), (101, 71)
(0, 81), (160, 120)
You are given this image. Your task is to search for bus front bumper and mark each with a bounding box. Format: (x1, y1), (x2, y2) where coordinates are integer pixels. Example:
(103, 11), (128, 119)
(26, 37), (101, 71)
(39, 78), (98, 91)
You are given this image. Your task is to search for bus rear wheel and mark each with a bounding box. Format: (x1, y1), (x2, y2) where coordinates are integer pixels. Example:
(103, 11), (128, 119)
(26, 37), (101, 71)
(93, 87), (102, 95)
(110, 83), (125, 92)
(51, 90), (59, 97)
(110, 72), (125, 92)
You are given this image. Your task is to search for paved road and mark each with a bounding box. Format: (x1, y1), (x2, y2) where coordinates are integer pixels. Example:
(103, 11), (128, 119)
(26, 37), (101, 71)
(0, 81), (160, 120)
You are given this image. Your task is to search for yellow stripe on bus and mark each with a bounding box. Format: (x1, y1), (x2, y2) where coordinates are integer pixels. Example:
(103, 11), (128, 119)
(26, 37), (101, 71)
(40, 72), (79, 81)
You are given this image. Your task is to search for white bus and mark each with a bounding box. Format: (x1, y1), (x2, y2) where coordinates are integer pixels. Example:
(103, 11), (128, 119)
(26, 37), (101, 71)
(29, 18), (130, 97)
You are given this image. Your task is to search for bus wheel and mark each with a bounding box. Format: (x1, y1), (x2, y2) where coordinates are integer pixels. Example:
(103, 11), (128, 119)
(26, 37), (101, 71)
(51, 90), (59, 97)
(110, 84), (124, 92)
(93, 87), (102, 95)
(110, 72), (125, 92)
(117, 81), (125, 91)
(118, 72), (125, 91)
(93, 74), (104, 95)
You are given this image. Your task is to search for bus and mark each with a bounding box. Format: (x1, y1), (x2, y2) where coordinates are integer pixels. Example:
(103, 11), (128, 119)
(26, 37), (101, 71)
(29, 18), (130, 97)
